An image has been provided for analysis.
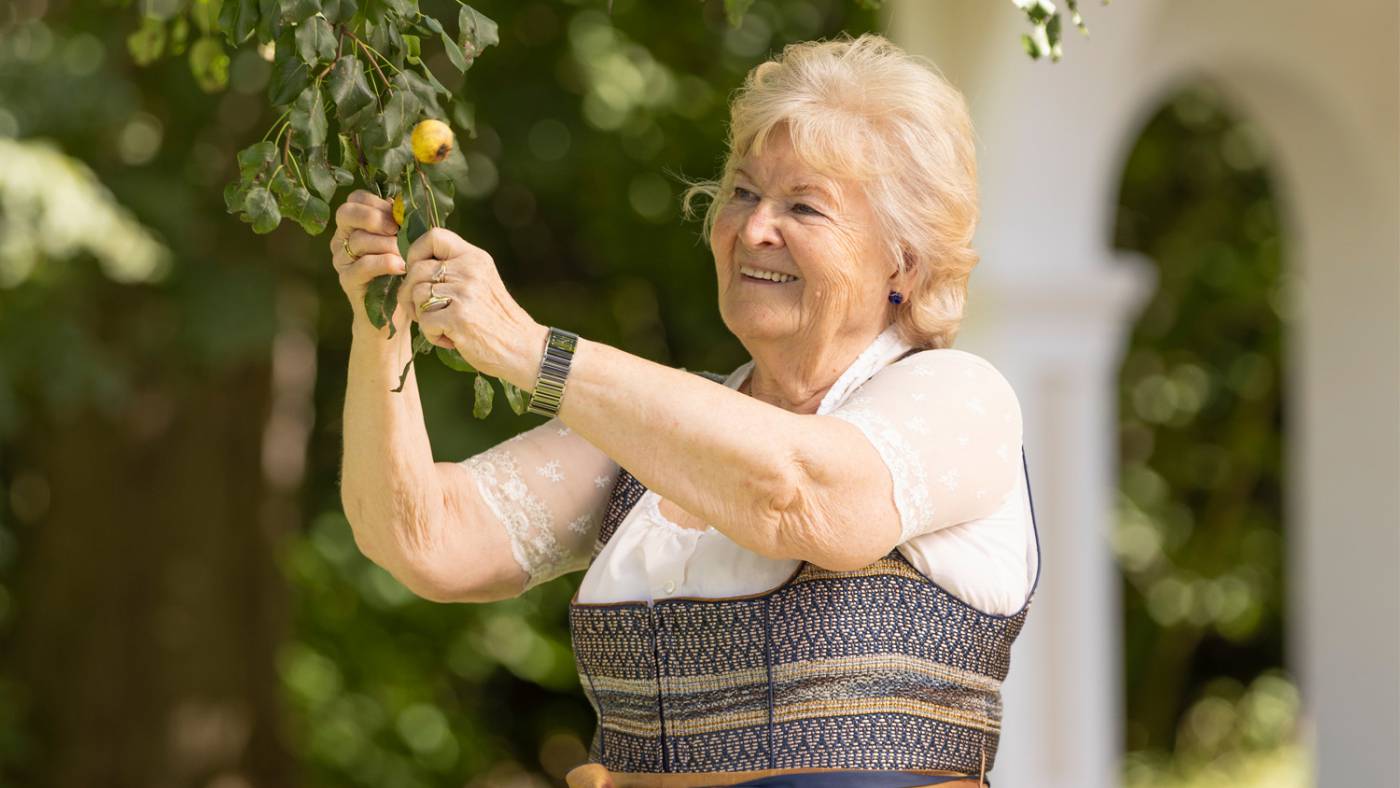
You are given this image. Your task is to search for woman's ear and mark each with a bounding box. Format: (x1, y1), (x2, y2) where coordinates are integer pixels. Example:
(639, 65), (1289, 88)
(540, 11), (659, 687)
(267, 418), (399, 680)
(891, 248), (915, 280)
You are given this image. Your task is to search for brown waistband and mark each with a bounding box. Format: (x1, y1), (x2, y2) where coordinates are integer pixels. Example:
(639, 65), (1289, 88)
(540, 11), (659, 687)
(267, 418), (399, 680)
(565, 764), (985, 788)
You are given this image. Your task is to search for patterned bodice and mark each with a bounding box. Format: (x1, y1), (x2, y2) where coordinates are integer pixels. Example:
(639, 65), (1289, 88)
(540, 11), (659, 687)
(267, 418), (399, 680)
(567, 435), (1041, 774)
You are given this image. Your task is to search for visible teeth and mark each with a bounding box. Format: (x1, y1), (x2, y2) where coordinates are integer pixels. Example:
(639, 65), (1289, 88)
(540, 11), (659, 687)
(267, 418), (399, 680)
(740, 265), (799, 283)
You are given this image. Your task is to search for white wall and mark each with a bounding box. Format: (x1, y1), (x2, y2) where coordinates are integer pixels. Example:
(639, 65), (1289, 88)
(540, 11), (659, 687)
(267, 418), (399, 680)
(884, 1), (1400, 785)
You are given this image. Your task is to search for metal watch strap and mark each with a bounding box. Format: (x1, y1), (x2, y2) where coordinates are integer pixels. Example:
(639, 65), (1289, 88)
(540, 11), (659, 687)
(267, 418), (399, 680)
(526, 327), (579, 417)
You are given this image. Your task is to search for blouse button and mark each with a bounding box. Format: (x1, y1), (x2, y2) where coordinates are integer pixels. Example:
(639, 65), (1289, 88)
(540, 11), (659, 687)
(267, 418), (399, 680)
(663, 580), (676, 595)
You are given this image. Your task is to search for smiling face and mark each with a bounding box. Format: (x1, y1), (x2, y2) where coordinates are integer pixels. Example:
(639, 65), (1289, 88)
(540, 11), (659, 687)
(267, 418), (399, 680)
(711, 123), (897, 351)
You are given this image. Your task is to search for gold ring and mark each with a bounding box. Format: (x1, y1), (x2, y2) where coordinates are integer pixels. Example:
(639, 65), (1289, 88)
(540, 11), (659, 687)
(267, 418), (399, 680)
(417, 283), (452, 315)
(431, 262), (448, 283)
(342, 235), (358, 261)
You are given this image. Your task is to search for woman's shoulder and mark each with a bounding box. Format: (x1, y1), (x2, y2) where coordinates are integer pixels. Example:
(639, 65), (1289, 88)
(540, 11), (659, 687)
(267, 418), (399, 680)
(886, 347), (1013, 389)
(896, 346), (1001, 371)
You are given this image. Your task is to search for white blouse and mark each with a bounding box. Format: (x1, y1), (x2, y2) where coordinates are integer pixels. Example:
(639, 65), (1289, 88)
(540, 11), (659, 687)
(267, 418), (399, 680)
(459, 323), (1039, 616)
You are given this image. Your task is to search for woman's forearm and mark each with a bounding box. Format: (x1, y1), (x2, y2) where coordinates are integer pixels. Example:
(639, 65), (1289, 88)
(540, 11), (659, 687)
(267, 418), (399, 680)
(503, 325), (799, 558)
(341, 312), (450, 589)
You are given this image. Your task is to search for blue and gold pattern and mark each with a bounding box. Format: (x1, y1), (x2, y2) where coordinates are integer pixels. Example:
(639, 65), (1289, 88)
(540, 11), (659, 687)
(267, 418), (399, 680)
(569, 370), (1040, 775)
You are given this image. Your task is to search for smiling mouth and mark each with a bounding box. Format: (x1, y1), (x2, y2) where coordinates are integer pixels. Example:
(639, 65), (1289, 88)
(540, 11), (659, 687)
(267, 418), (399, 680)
(739, 265), (801, 284)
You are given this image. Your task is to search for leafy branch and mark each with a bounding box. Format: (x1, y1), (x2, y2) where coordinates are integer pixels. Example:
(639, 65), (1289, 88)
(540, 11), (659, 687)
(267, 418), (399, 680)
(122, 0), (1107, 418)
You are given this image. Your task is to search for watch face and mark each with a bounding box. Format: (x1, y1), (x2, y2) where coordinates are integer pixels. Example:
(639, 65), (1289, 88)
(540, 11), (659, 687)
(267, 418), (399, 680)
(547, 332), (577, 353)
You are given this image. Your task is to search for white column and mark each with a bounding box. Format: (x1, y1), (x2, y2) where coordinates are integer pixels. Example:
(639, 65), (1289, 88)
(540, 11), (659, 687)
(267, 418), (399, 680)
(959, 254), (1157, 788)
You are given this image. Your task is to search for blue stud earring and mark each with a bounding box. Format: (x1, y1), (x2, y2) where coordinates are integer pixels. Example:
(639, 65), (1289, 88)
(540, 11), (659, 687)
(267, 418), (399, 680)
(888, 290), (904, 305)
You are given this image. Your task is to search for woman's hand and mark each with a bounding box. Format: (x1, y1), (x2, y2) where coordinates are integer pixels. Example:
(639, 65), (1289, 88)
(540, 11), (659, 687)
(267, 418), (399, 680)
(328, 190), (407, 329)
(398, 227), (545, 383)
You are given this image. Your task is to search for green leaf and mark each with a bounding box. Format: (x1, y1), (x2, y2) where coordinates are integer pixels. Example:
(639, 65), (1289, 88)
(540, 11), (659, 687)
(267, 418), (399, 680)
(361, 0), (389, 27)
(245, 186), (282, 233)
(290, 84), (328, 148)
(381, 88), (420, 144)
(449, 100), (475, 139)
(472, 373), (494, 419)
(223, 180), (250, 214)
(294, 14), (336, 66)
(723, 0), (755, 28)
(237, 141), (278, 180)
(405, 206), (430, 241)
(384, 0), (416, 19)
(328, 55), (377, 126)
(255, 0), (278, 46)
(188, 35), (229, 92)
(336, 131), (357, 171)
(362, 273), (402, 332)
(321, 0), (358, 25)
(418, 14), (443, 36)
(269, 166), (296, 198)
(279, 0), (320, 25)
(268, 26), (310, 106)
(289, 191), (330, 234)
(438, 30), (467, 74)
(391, 328), (436, 393)
(435, 346), (475, 372)
(127, 16), (166, 66)
(402, 33), (420, 64)
(305, 146), (337, 201)
(332, 166), (354, 186)
(457, 5), (498, 62)
(393, 69), (443, 121)
(501, 379), (527, 415)
(372, 141), (415, 187)
(405, 165), (437, 225)
(218, 0), (259, 48)
(413, 160), (455, 220)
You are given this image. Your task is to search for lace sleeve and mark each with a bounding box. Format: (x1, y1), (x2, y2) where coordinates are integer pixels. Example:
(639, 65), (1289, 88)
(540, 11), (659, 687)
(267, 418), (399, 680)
(459, 417), (620, 592)
(826, 349), (1023, 544)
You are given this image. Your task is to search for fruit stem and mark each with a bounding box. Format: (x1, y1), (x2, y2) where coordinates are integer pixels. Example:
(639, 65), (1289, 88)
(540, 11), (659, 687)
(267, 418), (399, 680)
(287, 148), (308, 190)
(262, 109), (291, 143)
(417, 167), (441, 228)
(271, 117), (291, 150)
(347, 31), (400, 81)
(405, 167), (420, 215)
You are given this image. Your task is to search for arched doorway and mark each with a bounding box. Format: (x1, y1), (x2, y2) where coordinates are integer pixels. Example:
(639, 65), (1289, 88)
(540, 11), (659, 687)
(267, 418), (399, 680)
(1111, 80), (1302, 786)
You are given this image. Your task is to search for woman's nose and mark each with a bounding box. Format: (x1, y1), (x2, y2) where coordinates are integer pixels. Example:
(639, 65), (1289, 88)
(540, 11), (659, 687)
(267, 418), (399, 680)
(739, 201), (782, 248)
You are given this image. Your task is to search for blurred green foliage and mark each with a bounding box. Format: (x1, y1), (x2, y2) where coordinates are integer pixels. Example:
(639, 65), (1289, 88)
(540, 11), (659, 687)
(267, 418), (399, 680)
(0, 0), (1263, 784)
(0, 0), (880, 784)
(1112, 82), (1296, 781)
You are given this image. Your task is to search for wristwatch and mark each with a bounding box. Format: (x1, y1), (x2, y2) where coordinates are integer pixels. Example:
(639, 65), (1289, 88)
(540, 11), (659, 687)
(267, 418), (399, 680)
(526, 327), (579, 417)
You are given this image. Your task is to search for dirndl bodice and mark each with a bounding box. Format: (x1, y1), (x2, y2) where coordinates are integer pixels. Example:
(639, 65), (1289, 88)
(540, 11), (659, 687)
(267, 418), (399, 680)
(568, 382), (1041, 775)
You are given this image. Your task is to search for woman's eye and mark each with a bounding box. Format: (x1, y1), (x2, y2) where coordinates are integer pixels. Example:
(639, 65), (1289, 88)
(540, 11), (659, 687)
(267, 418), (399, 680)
(733, 187), (756, 201)
(794, 203), (822, 216)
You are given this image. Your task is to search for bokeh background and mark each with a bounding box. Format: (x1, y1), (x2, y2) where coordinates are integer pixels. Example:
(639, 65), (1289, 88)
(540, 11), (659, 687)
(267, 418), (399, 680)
(0, 0), (1395, 786)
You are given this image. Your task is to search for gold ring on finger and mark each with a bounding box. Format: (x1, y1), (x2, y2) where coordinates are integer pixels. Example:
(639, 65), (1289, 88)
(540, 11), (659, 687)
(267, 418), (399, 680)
(417, 283), (453, 316)
(343, 235), (359, 261)
(431, 262), (448, 283)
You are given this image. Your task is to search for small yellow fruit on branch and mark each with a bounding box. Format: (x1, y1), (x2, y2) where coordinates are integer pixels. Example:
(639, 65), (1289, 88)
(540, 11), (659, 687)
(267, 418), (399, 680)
(411, 119), (454, 164)
(392, 194), (405, 226)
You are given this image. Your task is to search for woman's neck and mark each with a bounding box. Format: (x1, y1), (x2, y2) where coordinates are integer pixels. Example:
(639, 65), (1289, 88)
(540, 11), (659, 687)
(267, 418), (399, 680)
(738, 325), (885, 414)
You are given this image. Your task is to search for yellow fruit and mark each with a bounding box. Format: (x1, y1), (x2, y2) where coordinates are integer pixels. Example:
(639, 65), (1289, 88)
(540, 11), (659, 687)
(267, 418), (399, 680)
(392, 194), (405, 227)
(411, 119), (454, 164)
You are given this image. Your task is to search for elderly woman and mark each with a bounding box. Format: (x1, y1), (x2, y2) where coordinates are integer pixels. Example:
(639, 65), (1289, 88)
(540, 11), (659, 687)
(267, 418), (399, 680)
(332, 33), (1039, 788)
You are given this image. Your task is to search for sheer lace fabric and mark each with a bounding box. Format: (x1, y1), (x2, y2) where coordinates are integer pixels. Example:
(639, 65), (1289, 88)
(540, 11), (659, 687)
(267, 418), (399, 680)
(458, 323), (1038, 614)
(460, 419), (618, 592)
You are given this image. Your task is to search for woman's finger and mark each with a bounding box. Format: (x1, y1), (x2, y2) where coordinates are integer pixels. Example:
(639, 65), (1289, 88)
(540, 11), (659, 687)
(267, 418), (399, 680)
(346, 189), (393, 212)
(398, 267), (440, 315)
(342, 253), (407, 286)
(340, 229), (399, 263)
(405, 227), (472, 269)
(333, 201), (400, 239)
